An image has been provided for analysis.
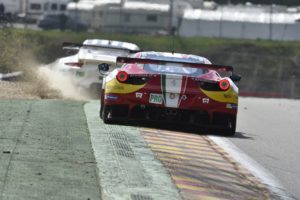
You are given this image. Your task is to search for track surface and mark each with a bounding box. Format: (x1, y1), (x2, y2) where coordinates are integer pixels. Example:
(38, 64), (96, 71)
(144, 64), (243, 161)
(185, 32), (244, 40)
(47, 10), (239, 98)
(140, 128), (270, 200)
(230, 98), (300, 200)
(85, 101), (271, 200)
(0, 100), (101, 200)
(1, 98), (298, 200)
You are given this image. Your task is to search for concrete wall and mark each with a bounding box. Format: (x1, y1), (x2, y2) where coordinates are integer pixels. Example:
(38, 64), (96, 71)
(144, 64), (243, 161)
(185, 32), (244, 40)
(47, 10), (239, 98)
(179, 19), (300, 41)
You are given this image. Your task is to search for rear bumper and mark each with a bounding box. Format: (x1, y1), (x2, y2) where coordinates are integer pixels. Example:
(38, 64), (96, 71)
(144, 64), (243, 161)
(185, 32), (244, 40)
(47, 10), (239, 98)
(103, 90), (237, 115)
(103, 103), (236, 128)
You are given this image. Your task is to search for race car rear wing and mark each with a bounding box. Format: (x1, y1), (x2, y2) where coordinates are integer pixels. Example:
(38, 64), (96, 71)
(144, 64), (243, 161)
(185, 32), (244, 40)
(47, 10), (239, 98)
(116, 57), (234, 72)
(62, 42), (141, 53)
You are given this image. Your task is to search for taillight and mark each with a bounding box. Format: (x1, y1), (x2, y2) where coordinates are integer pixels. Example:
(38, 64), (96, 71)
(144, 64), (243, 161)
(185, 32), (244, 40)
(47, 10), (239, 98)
(116, 71), (128, 83)
(219, 79), (230, 91)
(65, 62), (83, 68)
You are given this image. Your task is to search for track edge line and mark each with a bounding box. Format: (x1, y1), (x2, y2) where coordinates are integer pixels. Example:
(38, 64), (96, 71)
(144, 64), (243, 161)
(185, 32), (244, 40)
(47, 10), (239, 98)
(209, 136), (296, 200)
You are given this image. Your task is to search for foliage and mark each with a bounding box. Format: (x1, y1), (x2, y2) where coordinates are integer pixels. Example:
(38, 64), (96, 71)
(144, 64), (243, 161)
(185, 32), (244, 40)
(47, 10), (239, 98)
(1, 29), (300, 68)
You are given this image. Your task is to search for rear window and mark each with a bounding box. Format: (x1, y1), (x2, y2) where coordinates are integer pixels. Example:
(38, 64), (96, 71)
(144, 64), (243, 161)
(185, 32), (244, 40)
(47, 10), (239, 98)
(143, 63), (206, 76)
(144, 54), (206, 64)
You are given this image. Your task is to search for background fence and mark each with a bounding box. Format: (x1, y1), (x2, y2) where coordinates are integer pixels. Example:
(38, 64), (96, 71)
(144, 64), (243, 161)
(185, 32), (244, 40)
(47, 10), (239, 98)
(208, 52), (300, 98)
(180, 19), (300, 41)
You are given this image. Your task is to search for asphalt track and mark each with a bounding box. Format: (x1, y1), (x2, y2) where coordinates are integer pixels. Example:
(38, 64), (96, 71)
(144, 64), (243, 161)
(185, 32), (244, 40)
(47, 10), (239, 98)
(85, 101), (271, 200)
(0, 100), (101, 200)
(0, 98), (298, 200)
(228, 98), (300, 200)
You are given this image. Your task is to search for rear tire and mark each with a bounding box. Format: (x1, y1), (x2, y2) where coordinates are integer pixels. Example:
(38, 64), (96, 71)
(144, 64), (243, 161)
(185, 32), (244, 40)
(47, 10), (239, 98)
(99, 90), (105, 119)
(100, 101), (103, 119)
(222, 116), (236, 137)
(102, 105), (112, 124)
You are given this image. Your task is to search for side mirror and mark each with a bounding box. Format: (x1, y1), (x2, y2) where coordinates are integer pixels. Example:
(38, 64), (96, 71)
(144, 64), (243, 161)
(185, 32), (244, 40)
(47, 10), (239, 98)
(230, 74), (242, 82)
(98, 63), (110, 75)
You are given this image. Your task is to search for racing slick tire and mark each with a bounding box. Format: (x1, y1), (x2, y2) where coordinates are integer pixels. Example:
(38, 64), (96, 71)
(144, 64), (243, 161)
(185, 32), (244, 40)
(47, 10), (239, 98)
(100, 101), (103, 119)
(102, 105), (112, 124)
(100, 91), (104, 119)
(102, 105), (115, 124)
(222, 116), (236, 137)
(101, 105), (128, 124)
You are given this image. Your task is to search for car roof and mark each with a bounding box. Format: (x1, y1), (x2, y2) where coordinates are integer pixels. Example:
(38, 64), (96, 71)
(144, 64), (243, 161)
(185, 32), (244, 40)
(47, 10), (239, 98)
(83, 39), (140, 51)
(137, 51), (211, 64)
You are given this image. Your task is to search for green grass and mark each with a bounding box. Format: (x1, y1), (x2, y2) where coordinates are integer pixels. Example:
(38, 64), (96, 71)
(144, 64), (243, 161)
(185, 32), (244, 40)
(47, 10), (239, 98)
(2, 28), (300, 64)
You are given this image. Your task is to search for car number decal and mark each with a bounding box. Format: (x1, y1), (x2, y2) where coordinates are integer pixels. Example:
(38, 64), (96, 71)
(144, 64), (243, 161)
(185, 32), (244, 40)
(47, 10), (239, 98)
(149, 94), (163, 104)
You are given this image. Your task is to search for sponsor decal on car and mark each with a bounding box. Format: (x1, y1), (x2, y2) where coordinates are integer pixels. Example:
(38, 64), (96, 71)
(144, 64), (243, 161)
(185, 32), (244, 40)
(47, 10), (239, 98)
(226, 103), (238, 109)
(202, 98), (210, 104)
(169, 93), (176, 99)
(149, 93), (163, 104)
(136, 92), (143, 98)
(181, 95), (187, 101)
(105, 94), (118, 100)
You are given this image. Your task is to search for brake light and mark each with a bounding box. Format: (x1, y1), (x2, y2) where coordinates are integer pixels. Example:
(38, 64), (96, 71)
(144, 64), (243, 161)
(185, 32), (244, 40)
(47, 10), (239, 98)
(219, 79), (230, 91)
(65, 62), (83, 68)
(116, 71), (128, 83)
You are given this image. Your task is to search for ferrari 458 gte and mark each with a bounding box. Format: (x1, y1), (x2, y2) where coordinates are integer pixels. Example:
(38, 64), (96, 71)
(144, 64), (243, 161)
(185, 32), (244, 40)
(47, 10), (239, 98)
(99, 52), (241, 136)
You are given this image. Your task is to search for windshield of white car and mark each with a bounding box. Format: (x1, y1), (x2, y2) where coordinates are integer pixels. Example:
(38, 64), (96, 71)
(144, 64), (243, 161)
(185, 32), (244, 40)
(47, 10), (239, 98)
(143, 63), (207, 76)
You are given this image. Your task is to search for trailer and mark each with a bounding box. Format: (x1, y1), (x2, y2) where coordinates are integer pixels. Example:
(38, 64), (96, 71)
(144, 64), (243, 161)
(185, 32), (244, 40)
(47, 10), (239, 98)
(0, 0), (23, 14)
(67, 0), (190, 34)
(27, 0), (71, 21)
(0, 0), (71, 22)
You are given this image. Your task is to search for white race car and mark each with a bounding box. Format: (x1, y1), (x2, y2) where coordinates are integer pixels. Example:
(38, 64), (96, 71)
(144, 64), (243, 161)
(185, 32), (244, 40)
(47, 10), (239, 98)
(52, 39), (140, 95)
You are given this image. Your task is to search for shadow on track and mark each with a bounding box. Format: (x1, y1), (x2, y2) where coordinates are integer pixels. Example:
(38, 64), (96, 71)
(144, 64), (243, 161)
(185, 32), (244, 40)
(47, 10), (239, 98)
(231, 132), (253, 139)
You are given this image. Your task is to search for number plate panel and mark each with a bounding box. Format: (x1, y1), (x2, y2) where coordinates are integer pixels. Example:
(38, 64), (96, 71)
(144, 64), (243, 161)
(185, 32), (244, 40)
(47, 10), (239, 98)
(149, 93), (163, 104)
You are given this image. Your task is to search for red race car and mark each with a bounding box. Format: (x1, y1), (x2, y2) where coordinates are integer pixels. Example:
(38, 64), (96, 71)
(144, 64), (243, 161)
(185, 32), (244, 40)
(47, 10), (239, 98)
(99, 52), (241, 136)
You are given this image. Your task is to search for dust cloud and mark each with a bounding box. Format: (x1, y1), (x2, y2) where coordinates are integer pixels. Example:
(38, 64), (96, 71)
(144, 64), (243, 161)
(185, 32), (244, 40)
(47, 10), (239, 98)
(36, 65), (92, 100)
(1, 56), (92, 100)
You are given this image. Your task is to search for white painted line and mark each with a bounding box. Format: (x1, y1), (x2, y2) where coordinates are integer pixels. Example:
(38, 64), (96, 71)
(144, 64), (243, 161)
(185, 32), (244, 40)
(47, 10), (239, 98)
(209, 136), (296, 200)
